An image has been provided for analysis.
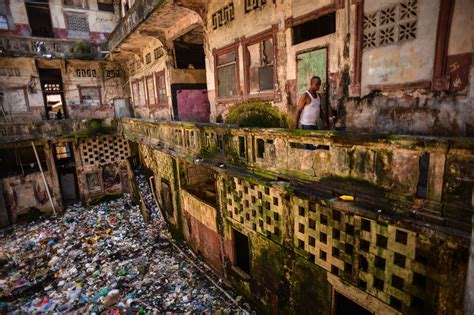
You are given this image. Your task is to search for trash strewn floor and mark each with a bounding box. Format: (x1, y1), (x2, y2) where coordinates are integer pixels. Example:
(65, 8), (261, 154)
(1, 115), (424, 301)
(0, 173), (252, 314)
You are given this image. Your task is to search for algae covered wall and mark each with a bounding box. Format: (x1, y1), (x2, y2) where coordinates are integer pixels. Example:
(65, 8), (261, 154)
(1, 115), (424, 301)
(132, 133), (470, 314)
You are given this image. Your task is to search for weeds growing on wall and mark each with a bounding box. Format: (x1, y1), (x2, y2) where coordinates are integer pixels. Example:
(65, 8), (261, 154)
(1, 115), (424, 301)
(225, 102), (291, 128)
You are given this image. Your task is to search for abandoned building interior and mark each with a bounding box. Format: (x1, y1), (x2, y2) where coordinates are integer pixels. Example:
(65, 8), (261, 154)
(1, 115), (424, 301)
(0, 0), (473, 314)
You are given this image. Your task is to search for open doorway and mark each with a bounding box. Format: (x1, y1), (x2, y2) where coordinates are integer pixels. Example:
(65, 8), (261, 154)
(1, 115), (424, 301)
(25, 0), (54, 38)
(171, 26), (210, 123)
(233, 228), (251, 274)
(334, 291), (371, 315)
(54, 142), (79, 205)
(38, 68), (67, 119)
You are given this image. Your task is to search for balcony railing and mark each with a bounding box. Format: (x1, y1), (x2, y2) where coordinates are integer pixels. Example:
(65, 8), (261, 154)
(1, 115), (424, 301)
(107, 0), (164, 51)
(118, 118), (474, 232)
(0, 36), (102, 59)
(0, 119), (116, 143)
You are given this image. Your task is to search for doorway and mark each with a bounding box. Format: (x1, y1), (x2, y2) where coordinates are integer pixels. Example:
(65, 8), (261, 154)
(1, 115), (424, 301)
(233, 228), (251, 274)
(296, 47), (328, 97)
(54, 142), (79, 205)
(334, 291), (371, 315)
(38, 68), (67, 119)
(25, 0), (54, 38)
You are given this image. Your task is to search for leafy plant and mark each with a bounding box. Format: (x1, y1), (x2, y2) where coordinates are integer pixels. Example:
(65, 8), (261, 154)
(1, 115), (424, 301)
(225, 101), (291, 128)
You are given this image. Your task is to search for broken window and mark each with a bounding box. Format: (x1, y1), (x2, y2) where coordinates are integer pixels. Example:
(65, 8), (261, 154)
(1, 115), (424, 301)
(145, 76), (155, 106)
(3, 88), (28, 112)
(64, 0), (88, 9)
(233, 229), (250, 274)
(155, 72), (167, 105)
(216, 49), (237, 98)
(0, 146), (48, 178)
(25, 0), (54, 38)
(292, 12), (336, 45)
(154, 47), (163, 60)
(55, 143), (72, 160)
(80, 86), (101, 107)
(246, 38), (274, 94)
(97, 0), (114, 13)
(66, 13), (89, 39)
(174, 41), (205, 69)
(0, 15), (8, 29)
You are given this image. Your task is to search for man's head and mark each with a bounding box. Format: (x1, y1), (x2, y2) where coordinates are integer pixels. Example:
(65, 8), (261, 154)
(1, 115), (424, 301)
(309, 76), (321, 92)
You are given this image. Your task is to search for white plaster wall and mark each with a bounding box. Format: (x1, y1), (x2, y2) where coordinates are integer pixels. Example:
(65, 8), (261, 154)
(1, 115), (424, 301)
(361, 0), (441, 95)
(9, 0), (29, 24)
(291, 0), (333, 19)
(207, 0), (285, 49)
(447, 0), (473, 55)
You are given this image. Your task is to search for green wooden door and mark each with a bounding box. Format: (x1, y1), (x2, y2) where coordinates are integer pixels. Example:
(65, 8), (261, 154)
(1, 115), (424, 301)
(296, 48), (327, 96)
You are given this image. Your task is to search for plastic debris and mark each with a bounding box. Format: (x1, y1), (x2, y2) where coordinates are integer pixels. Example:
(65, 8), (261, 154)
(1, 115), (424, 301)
(0, 171), (252, 313)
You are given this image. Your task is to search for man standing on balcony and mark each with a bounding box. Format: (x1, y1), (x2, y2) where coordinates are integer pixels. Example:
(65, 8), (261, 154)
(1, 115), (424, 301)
(295, 76), (329, 130)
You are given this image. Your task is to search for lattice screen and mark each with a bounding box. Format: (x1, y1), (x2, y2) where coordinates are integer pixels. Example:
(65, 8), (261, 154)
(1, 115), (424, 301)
(80, 136), (129, 165)
(224, 175), (284, 243)
(293, 197), (429, 313)
(363, 0), (418, 50)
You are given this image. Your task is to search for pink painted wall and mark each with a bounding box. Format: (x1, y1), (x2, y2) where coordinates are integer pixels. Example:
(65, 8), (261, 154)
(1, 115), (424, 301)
(177, 89), (210, 123)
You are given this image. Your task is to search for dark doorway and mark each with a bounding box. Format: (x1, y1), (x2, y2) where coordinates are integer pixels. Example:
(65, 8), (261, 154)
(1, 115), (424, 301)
(25, 0), (54, 38)
(334, 291), (371, 315)
(233, 229), (251, 274)
(416, 153), (430, 199)
(160, 179), (174, 217)
(38, 68), (67, 119)
(54, 142), (79, 205)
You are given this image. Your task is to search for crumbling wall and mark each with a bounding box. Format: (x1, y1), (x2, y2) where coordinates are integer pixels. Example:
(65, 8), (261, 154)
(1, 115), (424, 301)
(0, 57), (44, 121)
(0, 144), (62, 224)
(2, 0), (117, 41)
(75, 135), (131, 204)
(64, 60), (127, 119)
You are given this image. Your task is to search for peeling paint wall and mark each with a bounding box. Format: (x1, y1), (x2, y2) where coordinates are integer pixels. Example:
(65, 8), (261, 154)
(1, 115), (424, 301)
(361, 0), (440, 91)
(0, 57), (44, 121)
(1, 0), (118, 42)
(130, 132), (470, 314)
(64, 60), (128, 119)
(75, 135), (131, 204)
(0, 57), (127, 121)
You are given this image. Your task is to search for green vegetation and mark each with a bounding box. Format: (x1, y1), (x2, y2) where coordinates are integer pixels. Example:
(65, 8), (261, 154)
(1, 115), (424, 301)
(73, 41), (97, 59)
(225, 101), (291, 128)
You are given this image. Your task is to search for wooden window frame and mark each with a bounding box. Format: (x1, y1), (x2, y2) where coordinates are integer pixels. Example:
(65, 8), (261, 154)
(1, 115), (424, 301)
(154, 70), (168, 107)
(2, 86), (30, 113)
(213, 40), (241, 103)
(242, 25), (278, 101)
(78, 85), (102, 107)
(285, 1), (343, 29)
(145, 75), (156, 108)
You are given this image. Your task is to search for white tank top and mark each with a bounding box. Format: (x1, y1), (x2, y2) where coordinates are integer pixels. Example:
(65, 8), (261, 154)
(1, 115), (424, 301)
(299, 91), (320, 126)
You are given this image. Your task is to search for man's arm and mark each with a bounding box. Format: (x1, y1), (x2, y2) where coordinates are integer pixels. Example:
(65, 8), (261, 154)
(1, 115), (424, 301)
(295, 93), (309, 128)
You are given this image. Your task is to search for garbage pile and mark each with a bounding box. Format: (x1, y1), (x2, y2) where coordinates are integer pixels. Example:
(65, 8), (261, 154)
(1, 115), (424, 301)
(0, 173), (251, 313)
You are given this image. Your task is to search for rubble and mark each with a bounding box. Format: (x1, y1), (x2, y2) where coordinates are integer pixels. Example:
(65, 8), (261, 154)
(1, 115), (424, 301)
(0, 172), (252, 314)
